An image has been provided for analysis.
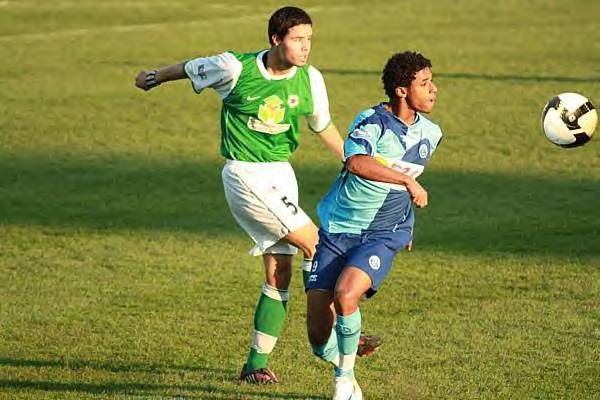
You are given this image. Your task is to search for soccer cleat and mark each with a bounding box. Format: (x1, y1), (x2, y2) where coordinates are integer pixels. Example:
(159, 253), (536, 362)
(357, 333), (382, 357)
(239, 363), (279, 384)
(333, 376), (363, 400)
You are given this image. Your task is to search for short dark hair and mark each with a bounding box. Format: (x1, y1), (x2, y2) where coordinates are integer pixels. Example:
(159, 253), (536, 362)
(268, 6), (312, 46)
(382, 51), (432, 99)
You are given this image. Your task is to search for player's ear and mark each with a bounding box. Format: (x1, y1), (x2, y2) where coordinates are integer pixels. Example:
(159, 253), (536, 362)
(395, 86), (407, 99)
(271, 34), (283, 46)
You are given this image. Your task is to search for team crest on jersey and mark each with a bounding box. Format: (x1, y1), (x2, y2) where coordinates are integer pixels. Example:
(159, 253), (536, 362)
(368, 255), (381, 270)
(418, 143), (429, 159)
(287, 94), (299, 108)
(258, 95), (285, 124)
(248, 95), (291, 135)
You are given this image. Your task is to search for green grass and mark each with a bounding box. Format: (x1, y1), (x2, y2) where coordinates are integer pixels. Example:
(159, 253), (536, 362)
(1, 0), (600, 399)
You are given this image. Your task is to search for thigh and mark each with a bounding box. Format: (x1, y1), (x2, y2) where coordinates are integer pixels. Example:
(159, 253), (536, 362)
(222, 160), (311, 255)
(345, 230), (411, 297)
(305, 230), (358, 292)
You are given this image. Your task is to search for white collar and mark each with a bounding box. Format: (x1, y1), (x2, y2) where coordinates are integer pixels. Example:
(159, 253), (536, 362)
(256, 50), (298, 80)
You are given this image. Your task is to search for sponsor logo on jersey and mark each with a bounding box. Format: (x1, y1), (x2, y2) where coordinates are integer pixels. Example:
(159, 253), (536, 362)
(350, 128), (373, 139)
(247, 95), (290, 135)
(308, 274), (318, 282)
(419, 143), (429, 159)
(368, 255), (381, 270)
(287, 94), (299, 108)
(259, 95), (285, 124)
(247, 95), (291, 135)
(374, 153), (424, 191)
(246, 95), (261, 102)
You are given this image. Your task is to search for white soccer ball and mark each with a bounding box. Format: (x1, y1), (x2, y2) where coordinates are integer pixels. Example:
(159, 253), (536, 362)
(541, 92), (597, 148)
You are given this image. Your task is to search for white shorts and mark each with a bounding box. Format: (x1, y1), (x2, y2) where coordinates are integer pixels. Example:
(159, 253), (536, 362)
(222, 159), (312, 256)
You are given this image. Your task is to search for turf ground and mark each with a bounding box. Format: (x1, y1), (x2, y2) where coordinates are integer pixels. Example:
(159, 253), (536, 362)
(1, 1), (600, 399)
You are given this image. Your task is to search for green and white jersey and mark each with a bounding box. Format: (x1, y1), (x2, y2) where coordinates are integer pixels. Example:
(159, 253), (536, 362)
(184, 50), (332, 162)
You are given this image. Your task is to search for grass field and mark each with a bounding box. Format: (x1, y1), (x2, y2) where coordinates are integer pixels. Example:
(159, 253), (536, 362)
(1, 1), (600, 399)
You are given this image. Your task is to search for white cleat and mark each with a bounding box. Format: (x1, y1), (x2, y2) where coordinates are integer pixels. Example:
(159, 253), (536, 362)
(333, 376), (363, 400)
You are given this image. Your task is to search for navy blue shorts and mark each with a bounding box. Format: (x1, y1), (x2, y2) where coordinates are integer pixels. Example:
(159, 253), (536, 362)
(306, 227), (412, 297)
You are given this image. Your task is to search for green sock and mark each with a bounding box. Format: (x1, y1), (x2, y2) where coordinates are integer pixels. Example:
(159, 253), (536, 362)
(334, 309), (361, 378)
(245, 283), (289, 371)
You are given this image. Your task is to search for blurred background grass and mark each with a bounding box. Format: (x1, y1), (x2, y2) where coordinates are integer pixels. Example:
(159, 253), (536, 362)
(1, 1), (599, 399)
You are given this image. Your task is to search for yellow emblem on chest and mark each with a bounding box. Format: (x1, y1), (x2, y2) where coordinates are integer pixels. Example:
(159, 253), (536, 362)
(258, 95), (285, 124)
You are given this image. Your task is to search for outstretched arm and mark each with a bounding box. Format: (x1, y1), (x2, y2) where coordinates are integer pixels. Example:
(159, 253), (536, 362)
(134, 63), (187, 91)
(346, 154), (428, 208)
(316, 123), (344, 161)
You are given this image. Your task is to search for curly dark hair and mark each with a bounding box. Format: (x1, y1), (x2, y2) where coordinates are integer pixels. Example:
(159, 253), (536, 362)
(382, 51), (432, 100)
(268, 6), (312, 46)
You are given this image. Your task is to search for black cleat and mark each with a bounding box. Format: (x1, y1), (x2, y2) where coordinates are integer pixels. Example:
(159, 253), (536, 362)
(239, 363), (279, 384)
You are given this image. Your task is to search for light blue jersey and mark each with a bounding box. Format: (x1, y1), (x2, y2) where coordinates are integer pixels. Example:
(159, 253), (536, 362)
(317, 103), (443, 235)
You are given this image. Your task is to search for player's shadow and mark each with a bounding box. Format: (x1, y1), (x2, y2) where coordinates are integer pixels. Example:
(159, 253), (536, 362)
(296, 164), (600, 258)
(0, 357), (231, 375)
(420, 170), (600, 257)
(321, 68), (600, 83)
(0, 358), (327, 399)
(0, 155), (237, 235)
(2, 155), (599, 257)
(0, 379), (325, 399)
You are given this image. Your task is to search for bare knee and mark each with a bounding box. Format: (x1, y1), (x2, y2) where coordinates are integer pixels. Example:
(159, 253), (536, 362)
(263, 254), (293, 289)
(334, 287), (361, 315)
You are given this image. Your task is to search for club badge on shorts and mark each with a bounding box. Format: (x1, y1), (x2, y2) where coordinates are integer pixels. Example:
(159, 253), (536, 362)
(368, 255), (381, 270)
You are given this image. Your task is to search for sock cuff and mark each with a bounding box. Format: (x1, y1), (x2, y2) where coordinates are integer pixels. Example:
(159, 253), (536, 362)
(301, 258), (313, 272)
(336, 309), (361, 333)
(262, 283), (289, 302)
(334, 353), (357, 378)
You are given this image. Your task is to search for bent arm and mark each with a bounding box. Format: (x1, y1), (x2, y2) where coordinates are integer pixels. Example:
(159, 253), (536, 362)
(346, 154), (413, 186)
(316, 123), (344, 161)
(346, 154), (428, 207)
(135, 62), (187, 91)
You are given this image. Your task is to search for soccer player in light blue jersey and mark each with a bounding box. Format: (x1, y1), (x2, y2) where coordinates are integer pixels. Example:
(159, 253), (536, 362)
(305, 51), (441, 400)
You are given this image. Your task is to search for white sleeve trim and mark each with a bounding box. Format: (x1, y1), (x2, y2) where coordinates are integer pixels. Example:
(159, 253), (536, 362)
(306, 65), (332, 132)
(184, 52), (242, 99)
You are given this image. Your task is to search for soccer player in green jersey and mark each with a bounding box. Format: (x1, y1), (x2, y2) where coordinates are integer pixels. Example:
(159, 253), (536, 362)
(134, 6), (379, 384)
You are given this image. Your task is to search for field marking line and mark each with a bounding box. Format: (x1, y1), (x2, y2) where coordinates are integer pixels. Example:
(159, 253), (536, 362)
(0, 4), (351, 43)
(0, 14), (265, 42)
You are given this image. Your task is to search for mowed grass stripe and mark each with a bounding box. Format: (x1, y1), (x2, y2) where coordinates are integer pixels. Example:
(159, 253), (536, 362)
(2, 0), (600, 399)
(0, 14), (266, 42)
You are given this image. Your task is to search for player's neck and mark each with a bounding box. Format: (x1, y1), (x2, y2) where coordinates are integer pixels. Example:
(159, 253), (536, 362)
(385, 101), (417, 125)
(264, 49), (295, 76)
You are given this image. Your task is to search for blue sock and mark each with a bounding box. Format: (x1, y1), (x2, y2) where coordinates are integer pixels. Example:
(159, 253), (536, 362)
(311, 328), (339, 365)
(334, 309), (361, 378)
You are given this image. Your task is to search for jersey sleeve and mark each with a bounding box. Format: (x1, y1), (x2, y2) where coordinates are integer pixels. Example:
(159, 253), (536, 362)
(428, 124), (443, 154)
(344, 111), (383, 160)
(305, 66), (332, 133)
(183, 51), (242, 99)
